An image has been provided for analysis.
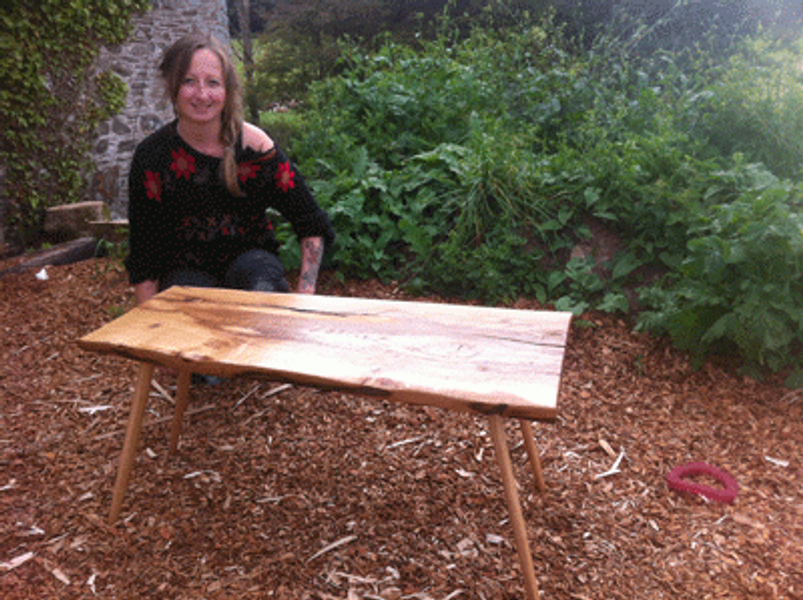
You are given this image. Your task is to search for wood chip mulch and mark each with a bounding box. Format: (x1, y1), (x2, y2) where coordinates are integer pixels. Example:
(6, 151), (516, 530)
(1, 258), (801, 599)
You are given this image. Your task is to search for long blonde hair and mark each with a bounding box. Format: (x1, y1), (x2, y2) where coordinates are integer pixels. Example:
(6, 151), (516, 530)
(159, 33), (245, 196)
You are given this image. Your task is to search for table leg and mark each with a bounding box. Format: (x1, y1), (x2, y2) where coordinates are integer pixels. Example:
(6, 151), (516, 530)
(519, 420), (547, 492)
(109, 362), (155, 524)
(488, 414), (541, 600)
(168, 370), (192, 454)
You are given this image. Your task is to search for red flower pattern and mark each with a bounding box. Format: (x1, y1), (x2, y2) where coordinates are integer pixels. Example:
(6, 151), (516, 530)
(170, 148), (196, 180)
(275, 161), (295, 192)
(144, 171), (162, 201)
(238, 161), (260, 184)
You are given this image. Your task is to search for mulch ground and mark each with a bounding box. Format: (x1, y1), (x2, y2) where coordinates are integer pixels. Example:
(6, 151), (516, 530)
(1, 257), (801, 599)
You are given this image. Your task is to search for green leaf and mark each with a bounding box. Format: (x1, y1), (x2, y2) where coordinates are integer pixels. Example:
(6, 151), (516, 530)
(554, 296), (588, 316)
(611, 252), (643, 281)
(598, 292), (630, 314)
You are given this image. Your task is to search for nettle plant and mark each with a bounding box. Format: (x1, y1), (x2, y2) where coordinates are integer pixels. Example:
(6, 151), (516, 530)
(1, 0), (150, 250)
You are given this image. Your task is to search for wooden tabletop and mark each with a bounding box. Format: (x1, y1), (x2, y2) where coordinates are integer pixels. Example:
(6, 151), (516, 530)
(78, 287), (572, 420)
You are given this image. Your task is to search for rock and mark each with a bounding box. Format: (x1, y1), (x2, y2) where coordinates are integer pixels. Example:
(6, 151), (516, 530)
(569, 217), (622, 272)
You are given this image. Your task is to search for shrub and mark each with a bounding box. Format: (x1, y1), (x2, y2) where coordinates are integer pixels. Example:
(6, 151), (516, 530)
(286, 15), (803, 373)
(698, 36), (803, 179)
(638, 161), (803, 372)
(260, 110), (307, 156)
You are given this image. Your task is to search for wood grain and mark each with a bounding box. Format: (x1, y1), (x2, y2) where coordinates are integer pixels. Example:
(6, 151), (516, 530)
(79, 286), (572, 420)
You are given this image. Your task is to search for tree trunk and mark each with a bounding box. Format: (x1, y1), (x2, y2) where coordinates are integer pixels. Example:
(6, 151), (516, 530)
(234, 0), (259, 123)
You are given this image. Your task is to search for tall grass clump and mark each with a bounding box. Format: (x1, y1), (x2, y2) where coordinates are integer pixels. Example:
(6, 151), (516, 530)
(282, 11), (803, 375)
(698, 35), (803, 179)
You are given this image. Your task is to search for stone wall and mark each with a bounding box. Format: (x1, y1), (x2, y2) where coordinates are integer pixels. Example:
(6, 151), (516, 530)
(88, 0), (230, 219)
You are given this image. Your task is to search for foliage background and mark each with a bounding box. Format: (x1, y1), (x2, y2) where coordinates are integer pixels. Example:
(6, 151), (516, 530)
(246, 1), (803, 377)
(0, 0), (150, 250)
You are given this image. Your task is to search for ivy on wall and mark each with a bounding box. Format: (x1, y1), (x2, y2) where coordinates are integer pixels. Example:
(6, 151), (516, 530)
(0, 0), (151, 250)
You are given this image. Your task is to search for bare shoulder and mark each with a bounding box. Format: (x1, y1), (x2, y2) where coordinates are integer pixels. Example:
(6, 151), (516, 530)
(242, 122), (275, 154)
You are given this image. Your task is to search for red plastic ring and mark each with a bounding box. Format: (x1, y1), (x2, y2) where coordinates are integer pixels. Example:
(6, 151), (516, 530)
(666, 462), (739, 503)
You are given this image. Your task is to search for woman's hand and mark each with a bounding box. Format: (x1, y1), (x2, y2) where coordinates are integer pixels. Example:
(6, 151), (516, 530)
(133, 279), (159, 305)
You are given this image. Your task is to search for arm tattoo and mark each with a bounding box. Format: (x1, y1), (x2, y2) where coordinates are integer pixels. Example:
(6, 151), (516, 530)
(298, 237), (324, 293)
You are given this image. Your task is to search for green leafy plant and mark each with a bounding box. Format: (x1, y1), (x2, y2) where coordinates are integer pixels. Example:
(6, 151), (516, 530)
(279, 11), (803, 372)
(699, 35), (803, 179)
(639, 162), (803, 372)
(0, 0), (150, 251)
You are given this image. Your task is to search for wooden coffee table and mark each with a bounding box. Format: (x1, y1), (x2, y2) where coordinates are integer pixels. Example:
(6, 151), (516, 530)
(79, 286), (572, 599)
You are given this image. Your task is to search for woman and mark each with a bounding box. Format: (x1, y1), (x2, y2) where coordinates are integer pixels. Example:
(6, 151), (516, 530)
(124, 33), (334, 305)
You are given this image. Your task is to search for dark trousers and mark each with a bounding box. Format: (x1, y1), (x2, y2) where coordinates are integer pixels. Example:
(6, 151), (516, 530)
(159, 249), (290, 293)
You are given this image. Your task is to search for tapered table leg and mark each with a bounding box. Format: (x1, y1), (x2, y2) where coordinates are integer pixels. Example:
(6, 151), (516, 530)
(488, 414), (541, 600)
(109, 362), (155, 523)
(168, 370), (192, 454)
(519, 419), (547, 492)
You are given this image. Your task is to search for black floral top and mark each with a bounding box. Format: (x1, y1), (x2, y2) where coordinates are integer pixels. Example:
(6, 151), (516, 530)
(124, 120), (334, 285)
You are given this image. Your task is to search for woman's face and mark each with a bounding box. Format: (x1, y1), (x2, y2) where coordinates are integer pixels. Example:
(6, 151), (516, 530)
(175, 48), (226, 126)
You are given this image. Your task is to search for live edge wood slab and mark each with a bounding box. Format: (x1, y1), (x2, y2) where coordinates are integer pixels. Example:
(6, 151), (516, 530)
(78, 286), (573, 600)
